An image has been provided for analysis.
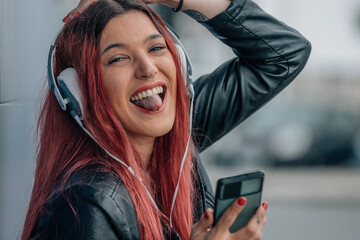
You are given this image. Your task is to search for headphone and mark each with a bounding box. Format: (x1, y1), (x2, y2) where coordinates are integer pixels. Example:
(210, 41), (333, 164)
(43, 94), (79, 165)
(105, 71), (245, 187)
(47, 22), (194, 228)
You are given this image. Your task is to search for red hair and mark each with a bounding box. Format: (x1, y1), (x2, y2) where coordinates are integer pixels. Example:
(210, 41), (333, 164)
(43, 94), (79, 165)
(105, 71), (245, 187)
(22, 0), (195, 239)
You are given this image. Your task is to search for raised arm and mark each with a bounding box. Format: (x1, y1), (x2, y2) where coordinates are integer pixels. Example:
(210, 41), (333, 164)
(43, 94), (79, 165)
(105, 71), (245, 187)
(62, 0), (311, 153)
(188, 0), (311, 151)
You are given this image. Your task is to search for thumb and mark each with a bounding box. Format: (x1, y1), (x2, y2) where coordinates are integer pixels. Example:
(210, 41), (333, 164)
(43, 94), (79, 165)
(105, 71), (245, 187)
(191, 209), (214, 237)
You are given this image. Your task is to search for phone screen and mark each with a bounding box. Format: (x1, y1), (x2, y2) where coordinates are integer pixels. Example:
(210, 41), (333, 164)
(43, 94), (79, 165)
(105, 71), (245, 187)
(213, 171), (264, 233)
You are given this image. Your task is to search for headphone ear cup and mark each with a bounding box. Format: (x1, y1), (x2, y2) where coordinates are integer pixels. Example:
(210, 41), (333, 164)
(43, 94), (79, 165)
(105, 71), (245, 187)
(57, 68), (84, 118)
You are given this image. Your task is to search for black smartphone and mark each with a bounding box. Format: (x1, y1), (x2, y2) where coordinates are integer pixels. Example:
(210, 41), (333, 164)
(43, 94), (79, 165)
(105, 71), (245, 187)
(213, 170), (264, 233)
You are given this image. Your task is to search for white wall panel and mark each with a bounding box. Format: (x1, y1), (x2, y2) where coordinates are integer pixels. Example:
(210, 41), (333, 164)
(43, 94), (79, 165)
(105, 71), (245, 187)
(0, 0), (76, 103)
(0, 103), (35, 240)
(0, 1), (78, 239)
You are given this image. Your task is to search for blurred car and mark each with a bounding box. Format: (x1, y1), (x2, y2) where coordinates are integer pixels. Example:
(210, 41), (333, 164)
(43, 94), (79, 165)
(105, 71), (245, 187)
(204, 102), (360, 167)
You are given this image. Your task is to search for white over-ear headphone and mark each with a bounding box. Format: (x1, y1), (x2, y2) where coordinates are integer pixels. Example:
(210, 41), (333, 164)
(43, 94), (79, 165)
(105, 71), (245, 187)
(47, 23), (194, 228)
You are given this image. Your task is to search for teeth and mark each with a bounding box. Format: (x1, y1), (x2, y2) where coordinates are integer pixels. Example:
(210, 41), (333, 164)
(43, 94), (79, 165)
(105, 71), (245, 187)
(130, 86), (164, 102)
(146, 89), (152, 97)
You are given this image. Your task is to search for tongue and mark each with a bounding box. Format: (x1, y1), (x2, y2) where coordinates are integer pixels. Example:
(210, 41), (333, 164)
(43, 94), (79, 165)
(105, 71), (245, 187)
(133, 94), (163, 112)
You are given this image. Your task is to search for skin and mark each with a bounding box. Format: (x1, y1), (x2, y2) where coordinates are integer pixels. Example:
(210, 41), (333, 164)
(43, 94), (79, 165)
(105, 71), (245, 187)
(99, 11), (177, 170)
(66, 1), (268, 239)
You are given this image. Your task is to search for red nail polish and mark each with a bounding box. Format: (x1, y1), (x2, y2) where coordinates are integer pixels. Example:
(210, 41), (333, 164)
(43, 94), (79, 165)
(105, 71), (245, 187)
(205, 211), (209, 219)
(262, 202), (268, 210)
(90, 1), (96, 6)
(73, 12), (80, 19)
(62, 15), (69, 23)
(237, 198), (246, 206)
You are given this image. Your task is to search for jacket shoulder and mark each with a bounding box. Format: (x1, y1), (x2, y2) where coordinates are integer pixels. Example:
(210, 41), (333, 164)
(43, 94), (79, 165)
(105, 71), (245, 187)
(31, 166), (139, 240)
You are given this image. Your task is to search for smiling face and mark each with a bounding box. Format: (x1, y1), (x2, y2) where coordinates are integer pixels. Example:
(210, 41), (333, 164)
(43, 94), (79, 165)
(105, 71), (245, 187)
(99, 10), (177, 143)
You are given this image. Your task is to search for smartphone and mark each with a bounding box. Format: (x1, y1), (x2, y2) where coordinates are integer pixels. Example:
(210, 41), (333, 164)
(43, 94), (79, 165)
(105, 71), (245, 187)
(213, 170), (264, 233)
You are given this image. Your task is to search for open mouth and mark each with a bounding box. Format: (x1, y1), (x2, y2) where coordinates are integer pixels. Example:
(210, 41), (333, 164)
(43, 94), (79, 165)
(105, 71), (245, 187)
(130, 86), (166, 112)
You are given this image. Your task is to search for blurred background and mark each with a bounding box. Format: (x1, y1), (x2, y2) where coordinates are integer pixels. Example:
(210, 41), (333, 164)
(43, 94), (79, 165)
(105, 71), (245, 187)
(1, 0), (360, 239)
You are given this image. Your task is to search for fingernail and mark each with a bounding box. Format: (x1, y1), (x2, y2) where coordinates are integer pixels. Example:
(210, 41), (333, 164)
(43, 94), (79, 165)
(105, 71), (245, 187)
(62, 15), (69, 23)
(262, 202), (268, 210)
(205, 211), (209, 219)
(65, 17), (71, 24)
(90, 1), (96, 6)
(73, 12), (80, 19)
(237, 197), (246, 206)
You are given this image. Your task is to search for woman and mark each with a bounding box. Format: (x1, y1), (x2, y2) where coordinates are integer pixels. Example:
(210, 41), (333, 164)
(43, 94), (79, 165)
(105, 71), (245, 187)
(22, 0), (311, 239)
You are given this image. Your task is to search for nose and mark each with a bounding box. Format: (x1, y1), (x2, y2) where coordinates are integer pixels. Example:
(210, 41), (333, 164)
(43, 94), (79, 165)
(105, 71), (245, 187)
(135, 54), (158, 81)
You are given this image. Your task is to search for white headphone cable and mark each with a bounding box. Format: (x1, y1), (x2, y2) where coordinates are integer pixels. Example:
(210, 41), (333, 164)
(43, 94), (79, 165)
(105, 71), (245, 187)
(169, 83), (194, 229)
(73, 114), (160, 212)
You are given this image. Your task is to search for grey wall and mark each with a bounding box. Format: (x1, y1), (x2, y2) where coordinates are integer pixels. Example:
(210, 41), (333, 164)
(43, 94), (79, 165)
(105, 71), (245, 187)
(0, 1), (75, 239)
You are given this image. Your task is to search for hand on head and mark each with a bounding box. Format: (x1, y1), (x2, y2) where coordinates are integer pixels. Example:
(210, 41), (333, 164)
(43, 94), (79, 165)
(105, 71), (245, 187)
(63, 0), (98, 23)
(190, 198), (268, 240)
(62, 0), (182, 23)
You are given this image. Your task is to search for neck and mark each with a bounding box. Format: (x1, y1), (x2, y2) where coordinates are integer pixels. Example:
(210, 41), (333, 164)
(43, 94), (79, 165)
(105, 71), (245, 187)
(128, 134), (155, 172)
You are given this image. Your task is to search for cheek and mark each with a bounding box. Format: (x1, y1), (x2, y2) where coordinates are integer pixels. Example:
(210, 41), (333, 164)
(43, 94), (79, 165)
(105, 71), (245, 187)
(101, 71), (129, 105)
(102, 70), (119, 92)
(164, 61), (178, 100)
(166, 58), (178, 113)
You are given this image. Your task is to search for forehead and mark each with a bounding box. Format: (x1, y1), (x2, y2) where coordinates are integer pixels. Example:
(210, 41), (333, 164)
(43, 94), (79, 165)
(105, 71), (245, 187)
(100, 10), (161, 49)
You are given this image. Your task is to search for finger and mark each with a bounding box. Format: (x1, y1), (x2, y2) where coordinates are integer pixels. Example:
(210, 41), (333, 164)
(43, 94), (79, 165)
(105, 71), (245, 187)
(63, 0), (98, 23)
(198, 209), (214, 231)
(62, 11), (73, 23)
(262, 202), (268, 211)
(77, 0), (97, 12)
(249, 203), (267, 228)
(214, 197), (247, 233)
(63, 8), (80, 23)
(190, 209), (214, 238)
(234, 202), (268, 239)
(259, 216), (266, 233)
(248, 216), (266, 240)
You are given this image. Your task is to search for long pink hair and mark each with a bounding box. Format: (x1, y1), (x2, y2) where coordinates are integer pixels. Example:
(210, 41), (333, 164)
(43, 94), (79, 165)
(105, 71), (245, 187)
(22, 0), (195, 239)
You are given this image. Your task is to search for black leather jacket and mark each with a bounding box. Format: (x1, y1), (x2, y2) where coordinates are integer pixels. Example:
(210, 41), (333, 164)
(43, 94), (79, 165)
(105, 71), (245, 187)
(30, 0), (311, 239)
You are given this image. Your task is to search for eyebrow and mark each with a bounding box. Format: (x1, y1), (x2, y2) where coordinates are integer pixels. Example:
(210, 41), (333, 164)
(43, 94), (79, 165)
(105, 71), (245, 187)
(101, 34), (164, 56)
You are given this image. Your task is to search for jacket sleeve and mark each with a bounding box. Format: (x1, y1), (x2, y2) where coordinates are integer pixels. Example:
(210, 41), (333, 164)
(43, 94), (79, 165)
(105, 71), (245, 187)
(190, 0), (311, 151)
(30, 184), (137, 240)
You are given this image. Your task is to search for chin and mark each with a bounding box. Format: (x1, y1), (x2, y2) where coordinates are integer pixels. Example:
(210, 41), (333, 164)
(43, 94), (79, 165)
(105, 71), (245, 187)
(149, 121), (174, 137)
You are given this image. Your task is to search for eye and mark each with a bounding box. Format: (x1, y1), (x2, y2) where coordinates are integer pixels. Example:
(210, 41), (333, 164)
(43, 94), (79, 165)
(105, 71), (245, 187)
(149, 45), (166, 53)
(108, 56), (129, 65)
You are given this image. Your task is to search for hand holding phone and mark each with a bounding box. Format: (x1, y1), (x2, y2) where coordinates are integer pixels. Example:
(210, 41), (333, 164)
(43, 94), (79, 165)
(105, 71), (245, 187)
(213, 170), (264, 233)
(190, 171), (267, 240)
